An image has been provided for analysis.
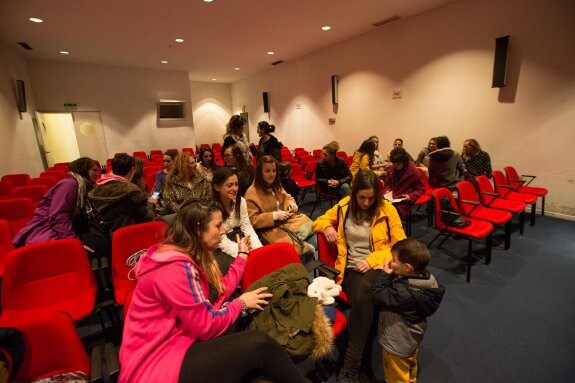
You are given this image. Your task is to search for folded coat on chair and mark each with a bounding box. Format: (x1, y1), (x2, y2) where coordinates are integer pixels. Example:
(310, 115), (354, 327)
(245, 263), (333, 359)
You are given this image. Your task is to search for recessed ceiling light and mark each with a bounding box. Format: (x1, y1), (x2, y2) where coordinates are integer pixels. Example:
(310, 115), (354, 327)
(161, 60), (168, 64)
(211, 78), (217, 81)
(267, 51), (275, 55)
(321, 26), (331, 31)
(175, 38), (184, 43)
(203, 0), (214, 2)
(234, 67), (240, 71)
(59, 51), (69, 55)
(29, 17), (43, 23)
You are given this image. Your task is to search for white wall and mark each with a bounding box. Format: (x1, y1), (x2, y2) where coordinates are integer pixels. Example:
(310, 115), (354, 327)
(189, 81), (232, 147)
(0, 44), (44, 177)
(231, 0), (575, 217)
(27, 60), (195, 157)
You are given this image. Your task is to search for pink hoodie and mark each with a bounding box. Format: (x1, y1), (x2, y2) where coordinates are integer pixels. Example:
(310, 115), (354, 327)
(118, 244), (246, 383)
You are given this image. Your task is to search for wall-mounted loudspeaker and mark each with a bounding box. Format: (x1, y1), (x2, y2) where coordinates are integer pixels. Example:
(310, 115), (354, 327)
(331, 75), (338, 104)
(492, 35), (510, 88)
(16, 80), (27, 113)
(263, 92), (269, 113)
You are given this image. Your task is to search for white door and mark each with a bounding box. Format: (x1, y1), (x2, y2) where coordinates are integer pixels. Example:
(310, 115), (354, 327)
(71, 111), (109, 166)
(35, 112), (80, 166)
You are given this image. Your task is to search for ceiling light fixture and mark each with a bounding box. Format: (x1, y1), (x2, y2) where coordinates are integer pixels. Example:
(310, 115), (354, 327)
(175, 38), (184, 43)
(267, 51), (275, 55)
(60, 51), (69, 55)
(321, 26), (331, 31)
(203, 0), (214, 3)
(161, 60), (168, 64)
(211, 78), (217, 81)
(29, 17), (43, 23)
(234, 67), (240, 71)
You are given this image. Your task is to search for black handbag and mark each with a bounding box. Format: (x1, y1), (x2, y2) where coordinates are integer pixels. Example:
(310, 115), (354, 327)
(440, 197), (471, 228)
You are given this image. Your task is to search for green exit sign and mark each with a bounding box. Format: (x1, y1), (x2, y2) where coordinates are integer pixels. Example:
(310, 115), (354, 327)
(64, 103), (77, 107)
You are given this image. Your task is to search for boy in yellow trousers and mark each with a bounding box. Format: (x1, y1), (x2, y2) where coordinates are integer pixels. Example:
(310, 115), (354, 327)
(373, 238), (445, 383)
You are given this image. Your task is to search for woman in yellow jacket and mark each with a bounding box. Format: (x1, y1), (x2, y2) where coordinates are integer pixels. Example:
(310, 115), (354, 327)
(312, 169), (406, 382)
(349, 139), (383, 179)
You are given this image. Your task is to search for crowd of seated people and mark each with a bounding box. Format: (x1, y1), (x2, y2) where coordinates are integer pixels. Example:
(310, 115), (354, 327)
(5, 131), (497, 383)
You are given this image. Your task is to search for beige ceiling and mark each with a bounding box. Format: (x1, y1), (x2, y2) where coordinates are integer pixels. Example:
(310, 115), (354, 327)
(0, 0), (458, 83)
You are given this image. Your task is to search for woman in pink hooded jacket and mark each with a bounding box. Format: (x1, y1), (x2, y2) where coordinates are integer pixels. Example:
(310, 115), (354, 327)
(119, 199), (310, 383)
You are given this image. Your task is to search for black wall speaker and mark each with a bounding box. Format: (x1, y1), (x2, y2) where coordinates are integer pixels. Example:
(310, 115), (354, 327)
(331, 75), (338, 104)
(263, 92), (269, 113)
(492, 35), (510, 88)
(16, 80), (27, 112)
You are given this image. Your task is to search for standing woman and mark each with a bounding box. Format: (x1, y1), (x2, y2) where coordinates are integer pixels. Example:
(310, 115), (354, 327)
(196, 146), (218, 182)
(245, 155), (316, 262)
(251, 121), (283, 162)
(13, 157), (100, 248)
(222, 144), (255, 197)
(349, 139), (377, 179)
(119, 199), (310, 383)
(212, 166), (262, 274)
(312, 169), (406, 382)
(162, 152), (211, 214)
(223, 114), (253, 164)
(462, 138), (492, 183)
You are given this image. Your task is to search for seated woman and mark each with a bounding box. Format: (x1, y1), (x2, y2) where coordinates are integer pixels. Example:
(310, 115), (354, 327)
(369, 135), (387, 174)
(13, 157), (100, 248)
(312, 169), (406, 382)
(245, 155), (316, 263)
(222, 144), (255, 197)
(462, 138), (492, 184)
(315, 141), (352, 198)
(196, 146), (218, 182)
(162, 152), (211, 214)
(151, 150), (177, 196)
(415, 137), (437, 170)
(349, 139), (377, 179)
(383, 147), (425, 219)
(119, 199), (310, 383)
(212, 166), (262, 275)
(428, 135), (465, 191)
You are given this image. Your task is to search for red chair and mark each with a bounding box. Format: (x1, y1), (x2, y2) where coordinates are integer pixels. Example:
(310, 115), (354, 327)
(143, 165), (162, 177)
(294, 147), (308, 157)
(430, 188), (494, 283)
(54, 162), (70, 166)
(146, 172), (158, 194)
(0, 198), (35, 237)
(182, 147), (195, 157)
(241, 243), (347, 338)
(290, 164), (315, 201)
(504, 166), (548, 217)
(0, 219), (14, 278)
(456, 181), (513, 250)
(0, 180), (13, 196)
(345, 156), (353, 166)
(28, 176), (58, 189)
(416, 167), (435, 196)
(0, 311), (90, 382)
(1, 173), (30, 187)
(317, 232), (350, 305)
(406, 193), (433, 236)
(305, 160), (318, 180)
(111, 221), (167, 305)
(150, 149), (163, 157)
(211, 143), (222, 152)
(492, 170), (537, 227)
(336, 151), (347, 160)
(0, 238), (97, 322)
(476, 175), (526, 235)
(133, 151), (148, 161)
(166, 148), (179, 153)
(312, 149), (322, 160)
(40, 170), (66, 182)
(11, 185), (48, 207)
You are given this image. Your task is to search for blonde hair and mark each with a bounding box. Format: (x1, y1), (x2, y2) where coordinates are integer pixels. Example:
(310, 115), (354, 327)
(168, 152), (194, 184)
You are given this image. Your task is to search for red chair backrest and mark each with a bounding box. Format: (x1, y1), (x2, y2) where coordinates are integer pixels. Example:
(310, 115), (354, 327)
(241, 243), (301, 291)
(416, 168), (433, 192)
(166, 148), (179, 153)
(182, 148), (195, 156)
(1, 174), (30, 187)
(146, 172), (158, 194)
(492, 170), (510, 196)
(1, 238), (97, 321)
(111, 221), (168, 304)
(476, 175), (496, 205)
(0, 198), (35, 237)
(317, 231), (338, 268)
(336, 151), (347, 159)
(40, 170), (66, 182)
(0, 180), (13, 196)
(431, 188), (460, 231)
(11, 185), (48, 203)
(27, 176), (57, 189)
(0, 219), (14, 278)
(133, 151), (148, 159)
(456, 181), (480, 216)
(144, 166), (162, 177)
(503, 166), (522, 190)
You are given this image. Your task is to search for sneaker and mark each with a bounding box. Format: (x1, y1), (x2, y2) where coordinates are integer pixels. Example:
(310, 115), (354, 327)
(336, 367), (360, 383)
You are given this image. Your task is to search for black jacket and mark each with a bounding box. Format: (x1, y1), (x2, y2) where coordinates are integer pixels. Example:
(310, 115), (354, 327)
(254, 135), (283, 162)
(428, 148), (465, 190)
(315, 157), (352, 193)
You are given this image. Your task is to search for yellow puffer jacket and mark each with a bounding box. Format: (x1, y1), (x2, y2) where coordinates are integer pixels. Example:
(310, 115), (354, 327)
(349, 151), (370, 179)
(312, 196), (406, 284)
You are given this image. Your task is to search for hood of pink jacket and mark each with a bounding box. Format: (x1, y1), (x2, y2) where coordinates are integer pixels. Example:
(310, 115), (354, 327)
(96, 173), (128, 185)
(134, 243), (194, 279)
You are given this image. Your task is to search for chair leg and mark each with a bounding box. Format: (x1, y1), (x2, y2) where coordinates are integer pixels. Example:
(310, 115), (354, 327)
(485, 233), (493, 265)
(504, 221), (511, 250)
(530, 202), (536, 226)
(428, 232), (443, 248)
(310, 199), (319, 217)
(519, 211), (525, 235)
(541, 196), (545, 217)
(466, 239), (472, 283)
(427, 200), (434, 227)
(406, 211), (412, 237)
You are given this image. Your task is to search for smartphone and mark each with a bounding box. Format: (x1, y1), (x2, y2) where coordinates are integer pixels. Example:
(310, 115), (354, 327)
(151, 191), (160, 199)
